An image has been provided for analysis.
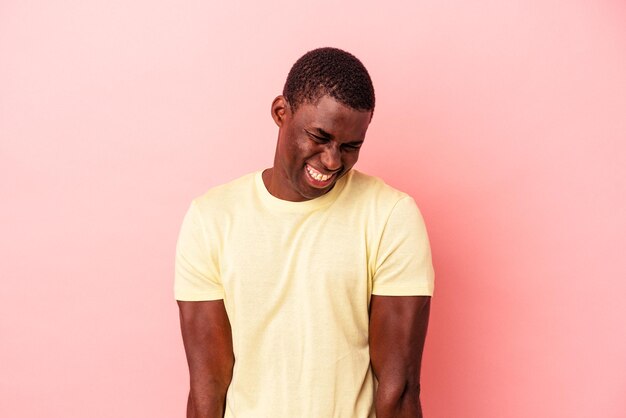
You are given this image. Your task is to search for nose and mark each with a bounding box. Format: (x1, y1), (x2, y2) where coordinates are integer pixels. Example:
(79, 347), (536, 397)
(320, 143), (342, 172)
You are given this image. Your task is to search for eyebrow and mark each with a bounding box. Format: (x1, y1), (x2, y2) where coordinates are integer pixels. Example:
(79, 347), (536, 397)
(308, 127), (364, 145)
(311, 127), (334, 139)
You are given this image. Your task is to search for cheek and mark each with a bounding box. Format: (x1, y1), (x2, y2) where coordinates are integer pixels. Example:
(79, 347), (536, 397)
(280, 136), (311, 170)
(288, 138), (312, 160)
(343, 151), (360, 167)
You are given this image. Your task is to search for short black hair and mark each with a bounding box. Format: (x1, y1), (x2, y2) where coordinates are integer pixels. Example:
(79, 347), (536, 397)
(282, 47), (375, 114)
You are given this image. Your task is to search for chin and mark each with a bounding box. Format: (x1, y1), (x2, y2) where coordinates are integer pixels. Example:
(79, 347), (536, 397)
(302, 182), (335, 200)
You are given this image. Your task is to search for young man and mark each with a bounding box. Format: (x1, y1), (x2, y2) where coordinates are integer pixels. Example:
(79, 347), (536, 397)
(175, 47), (434, 418)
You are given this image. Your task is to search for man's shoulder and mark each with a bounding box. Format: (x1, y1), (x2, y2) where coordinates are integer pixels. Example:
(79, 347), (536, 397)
(192, 170), (258, 212)
(346, 169), (410, 204)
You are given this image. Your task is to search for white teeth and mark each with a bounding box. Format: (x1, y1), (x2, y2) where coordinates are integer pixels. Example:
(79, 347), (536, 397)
(307, 165), (331, 182)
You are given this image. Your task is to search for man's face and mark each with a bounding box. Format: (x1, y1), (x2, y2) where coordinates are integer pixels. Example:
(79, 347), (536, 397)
(270, 95), (372, 202)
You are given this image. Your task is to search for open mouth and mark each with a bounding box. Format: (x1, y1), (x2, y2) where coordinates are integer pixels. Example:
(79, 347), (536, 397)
(305, 164), (336, 188)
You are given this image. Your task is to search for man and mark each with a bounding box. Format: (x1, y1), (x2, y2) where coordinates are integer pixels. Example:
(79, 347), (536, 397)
(175, 47), (434, 418)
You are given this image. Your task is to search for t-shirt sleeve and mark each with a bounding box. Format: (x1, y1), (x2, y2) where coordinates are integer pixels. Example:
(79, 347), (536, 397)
(174, 200), (225, 301)
(372, 196), (435, 296)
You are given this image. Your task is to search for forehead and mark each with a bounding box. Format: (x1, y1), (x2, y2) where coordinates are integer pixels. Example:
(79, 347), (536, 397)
(292, 96), (372, 139)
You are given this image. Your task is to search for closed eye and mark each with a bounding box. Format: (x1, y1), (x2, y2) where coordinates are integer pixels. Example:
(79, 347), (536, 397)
(342, 143), (362, 151)
(305, 130), (329, 144)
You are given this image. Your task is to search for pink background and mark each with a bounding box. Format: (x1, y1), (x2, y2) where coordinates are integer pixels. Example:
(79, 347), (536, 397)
(1, 1), (625, 417)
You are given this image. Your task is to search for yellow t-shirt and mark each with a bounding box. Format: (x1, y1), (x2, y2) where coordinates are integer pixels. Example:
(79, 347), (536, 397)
(175, 169), (434, 418)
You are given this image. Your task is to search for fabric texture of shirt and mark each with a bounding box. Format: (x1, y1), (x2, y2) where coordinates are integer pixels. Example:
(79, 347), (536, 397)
(175, 169), (435, 418)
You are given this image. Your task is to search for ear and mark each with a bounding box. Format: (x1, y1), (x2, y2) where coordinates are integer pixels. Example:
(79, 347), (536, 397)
(271, 95), (290, 127)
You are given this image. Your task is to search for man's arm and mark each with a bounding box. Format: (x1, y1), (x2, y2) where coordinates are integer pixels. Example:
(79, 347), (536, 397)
(178, 300), (234, 418)
(369, 295), (431, 418)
